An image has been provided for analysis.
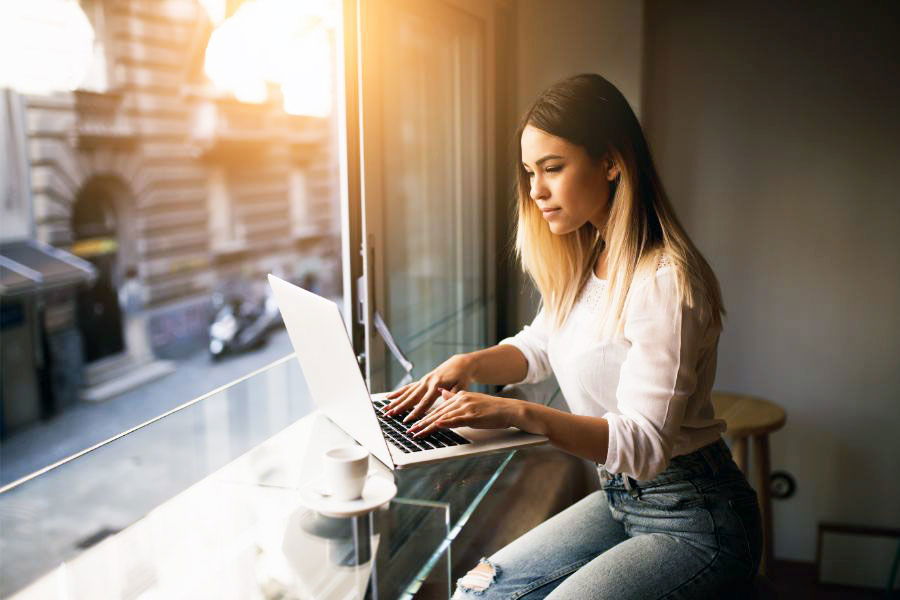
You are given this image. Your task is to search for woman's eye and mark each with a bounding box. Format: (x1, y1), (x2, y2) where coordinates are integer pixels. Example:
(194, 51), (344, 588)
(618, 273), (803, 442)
(545, 166), (562, 173)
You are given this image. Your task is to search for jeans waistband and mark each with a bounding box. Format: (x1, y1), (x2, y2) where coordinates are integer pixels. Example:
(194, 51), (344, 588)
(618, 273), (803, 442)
(600, 438), (733, 491)
(669, 437), (733, 475)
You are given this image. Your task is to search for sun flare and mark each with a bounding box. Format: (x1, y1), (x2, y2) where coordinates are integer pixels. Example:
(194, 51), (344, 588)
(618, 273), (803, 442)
(0, 0), (94, 94)
(202, 0), (336, 117)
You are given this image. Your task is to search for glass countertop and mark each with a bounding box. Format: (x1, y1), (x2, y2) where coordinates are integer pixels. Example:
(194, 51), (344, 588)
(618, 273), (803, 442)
(0, 354), (559, 599)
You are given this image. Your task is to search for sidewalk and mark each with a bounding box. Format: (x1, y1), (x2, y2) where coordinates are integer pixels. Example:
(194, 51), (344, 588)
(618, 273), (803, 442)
(0, 330), (295, 487)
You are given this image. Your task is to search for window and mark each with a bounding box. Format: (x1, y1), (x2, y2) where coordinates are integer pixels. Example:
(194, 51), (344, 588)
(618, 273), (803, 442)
(0, 0), (345, 486)
(207, 165), (242, 252)
(0, 0), (503, 495)
(351, 0), (499, 392)
(78, 0), (111, 93)
(288, 167), (312, 238)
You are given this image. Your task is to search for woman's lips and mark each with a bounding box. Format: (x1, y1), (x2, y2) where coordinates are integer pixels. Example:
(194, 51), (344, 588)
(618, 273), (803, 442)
(541, 208), (562, 219)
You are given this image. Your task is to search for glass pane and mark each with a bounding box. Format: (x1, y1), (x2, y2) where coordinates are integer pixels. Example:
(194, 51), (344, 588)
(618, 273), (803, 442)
(0, 356), (312, 597)
(365, 2), (488, 388)
(1, 356), (561, 598)
(0, 0), (345, 489)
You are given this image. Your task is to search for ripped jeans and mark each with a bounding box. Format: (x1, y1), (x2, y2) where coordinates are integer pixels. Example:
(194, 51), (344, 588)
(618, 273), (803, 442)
(452, 438), (762, 599)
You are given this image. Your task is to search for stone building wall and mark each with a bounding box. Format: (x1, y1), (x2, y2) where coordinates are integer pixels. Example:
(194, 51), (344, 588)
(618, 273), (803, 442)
(22, 0), (341, 357)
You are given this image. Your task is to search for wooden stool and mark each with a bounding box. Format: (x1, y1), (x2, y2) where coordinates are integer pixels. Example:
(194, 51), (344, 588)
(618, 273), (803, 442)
(712, 392), (786, 576)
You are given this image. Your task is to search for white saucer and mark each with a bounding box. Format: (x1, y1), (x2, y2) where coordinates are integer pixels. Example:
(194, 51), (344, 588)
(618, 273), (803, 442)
(298, 476), (398, 518)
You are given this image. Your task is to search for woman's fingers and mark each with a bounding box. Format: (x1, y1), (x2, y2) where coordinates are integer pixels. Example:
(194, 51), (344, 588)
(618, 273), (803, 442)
(403, 397), (436, 423)
(385, 384), (412, 409)
(409, 394), (461, 433)
(386, 376), (462, 418)
(433, 410), (471, 429)
(419, 388), (458, 419)
(403, 385), (441, 422)
(431, 413), (467, 429)
(385, 383), (413, 401)
(384, 394), (412, 414)
(412, 408), (468, 438)
(386, 382), (425, 414)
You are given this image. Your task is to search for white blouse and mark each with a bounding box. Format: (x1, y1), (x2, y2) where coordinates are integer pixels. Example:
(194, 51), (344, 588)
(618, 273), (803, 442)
(499, 262), (726, 481)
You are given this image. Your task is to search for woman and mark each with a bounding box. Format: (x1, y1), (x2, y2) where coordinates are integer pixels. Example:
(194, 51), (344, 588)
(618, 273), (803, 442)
(385, 73), (762, 599)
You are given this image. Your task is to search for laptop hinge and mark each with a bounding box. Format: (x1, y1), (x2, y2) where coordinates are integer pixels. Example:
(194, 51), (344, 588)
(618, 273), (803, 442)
(355, 274), (366, 373)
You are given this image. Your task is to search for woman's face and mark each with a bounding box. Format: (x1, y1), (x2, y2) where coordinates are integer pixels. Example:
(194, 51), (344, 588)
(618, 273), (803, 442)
(520, 125), (619, 235)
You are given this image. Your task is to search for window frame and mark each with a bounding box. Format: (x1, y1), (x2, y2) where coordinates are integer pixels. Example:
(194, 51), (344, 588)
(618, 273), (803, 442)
(340, 0), (501, 390)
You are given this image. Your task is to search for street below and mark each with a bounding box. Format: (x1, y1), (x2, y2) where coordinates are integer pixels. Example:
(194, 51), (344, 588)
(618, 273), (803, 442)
(1, 329), (295, 487)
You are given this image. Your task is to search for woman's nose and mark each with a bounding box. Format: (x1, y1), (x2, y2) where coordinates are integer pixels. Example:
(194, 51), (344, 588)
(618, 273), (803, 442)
(530, 178), (548, 201)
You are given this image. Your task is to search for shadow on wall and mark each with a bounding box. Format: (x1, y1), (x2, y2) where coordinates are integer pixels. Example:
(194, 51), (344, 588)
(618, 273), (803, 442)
(768, 399), (900, 573)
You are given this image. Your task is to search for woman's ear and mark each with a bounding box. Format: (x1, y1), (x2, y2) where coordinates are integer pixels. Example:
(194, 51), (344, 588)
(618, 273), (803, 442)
(606, 159), (620, 182)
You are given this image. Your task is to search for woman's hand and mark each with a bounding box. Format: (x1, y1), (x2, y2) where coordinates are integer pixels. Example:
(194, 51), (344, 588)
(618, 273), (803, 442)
(384, 354), (477, 422)
(407, 389), (523, 438)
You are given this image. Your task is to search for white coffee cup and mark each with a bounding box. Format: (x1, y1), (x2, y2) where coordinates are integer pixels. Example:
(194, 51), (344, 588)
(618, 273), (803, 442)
(322, 445), (370, 501)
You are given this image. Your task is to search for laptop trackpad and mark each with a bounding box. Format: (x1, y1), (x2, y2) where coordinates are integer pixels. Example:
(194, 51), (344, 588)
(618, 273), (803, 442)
(453, 426), (538, 442)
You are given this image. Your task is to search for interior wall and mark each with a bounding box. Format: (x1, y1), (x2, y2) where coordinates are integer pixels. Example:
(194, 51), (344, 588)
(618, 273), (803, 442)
(642, 1), (900, 562)
(507, 0), (645, 330)
(514, 0), (644, 120)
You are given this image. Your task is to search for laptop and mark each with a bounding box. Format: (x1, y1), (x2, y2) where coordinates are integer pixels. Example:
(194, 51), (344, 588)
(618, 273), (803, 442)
(268, 274), (548, 469)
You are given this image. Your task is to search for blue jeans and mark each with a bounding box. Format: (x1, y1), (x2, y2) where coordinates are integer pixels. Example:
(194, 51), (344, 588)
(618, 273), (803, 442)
(453, 438), (762, 599)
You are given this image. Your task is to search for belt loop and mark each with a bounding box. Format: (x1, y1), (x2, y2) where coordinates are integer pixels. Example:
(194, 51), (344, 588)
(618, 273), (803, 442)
(700, 444), (719, 475)
(623, 475), (640, 499)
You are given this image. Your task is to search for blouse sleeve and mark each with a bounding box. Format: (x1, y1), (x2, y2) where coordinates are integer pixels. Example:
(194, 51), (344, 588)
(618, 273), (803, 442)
(498, 307), (553, 385)
(602, 268), (709, 481)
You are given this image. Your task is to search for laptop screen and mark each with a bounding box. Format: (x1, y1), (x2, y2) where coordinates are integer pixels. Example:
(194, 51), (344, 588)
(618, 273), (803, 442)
(268, 275), (393, 468)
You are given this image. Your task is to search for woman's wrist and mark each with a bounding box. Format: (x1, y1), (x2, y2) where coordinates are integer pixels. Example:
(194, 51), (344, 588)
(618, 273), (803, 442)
(458, 352), (482, 383)
(510, 402), (610, 463)
(511, 401), (549, 436)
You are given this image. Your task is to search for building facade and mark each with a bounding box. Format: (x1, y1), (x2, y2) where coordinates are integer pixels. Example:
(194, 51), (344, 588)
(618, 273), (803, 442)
(7, 0), (341, 426)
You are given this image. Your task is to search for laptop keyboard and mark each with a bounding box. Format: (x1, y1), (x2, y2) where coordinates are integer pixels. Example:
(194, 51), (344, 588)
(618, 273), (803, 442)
(372, 399), (471, 453)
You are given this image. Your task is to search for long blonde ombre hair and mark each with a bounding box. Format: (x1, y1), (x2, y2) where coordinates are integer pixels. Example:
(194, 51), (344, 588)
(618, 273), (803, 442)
(514, 74), (725, 338)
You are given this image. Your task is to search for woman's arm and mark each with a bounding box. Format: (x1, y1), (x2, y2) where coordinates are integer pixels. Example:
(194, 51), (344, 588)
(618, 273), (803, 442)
(408, 389), (610, 464)
(518, 403), (610, 464)
(384, 344), (528, 420)
(466, 344), (529, 385)
(496, 307), (553, 385)
(410, 269), (711, 474)
(386, 308), (551, 420)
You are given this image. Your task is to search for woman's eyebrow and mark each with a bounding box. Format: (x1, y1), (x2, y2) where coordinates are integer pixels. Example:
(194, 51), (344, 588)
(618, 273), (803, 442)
(522, 154), (564, 168)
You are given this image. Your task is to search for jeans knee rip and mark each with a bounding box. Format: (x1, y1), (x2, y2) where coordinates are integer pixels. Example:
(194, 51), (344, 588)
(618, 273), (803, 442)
(454, 558), (500, 595)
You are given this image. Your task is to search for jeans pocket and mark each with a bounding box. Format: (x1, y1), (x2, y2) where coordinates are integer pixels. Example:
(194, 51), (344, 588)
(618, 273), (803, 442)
(727, 493), (763, 578)
(636, 480), (706, 511)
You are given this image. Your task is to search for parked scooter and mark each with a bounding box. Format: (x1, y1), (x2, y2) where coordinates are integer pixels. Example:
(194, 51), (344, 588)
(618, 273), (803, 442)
(208, 283), (282, 361)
